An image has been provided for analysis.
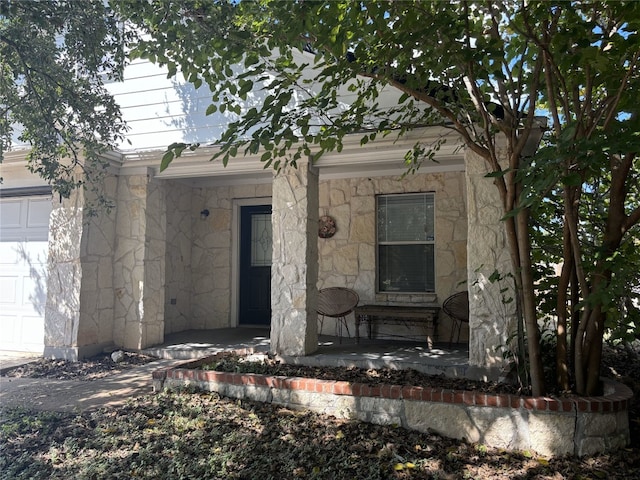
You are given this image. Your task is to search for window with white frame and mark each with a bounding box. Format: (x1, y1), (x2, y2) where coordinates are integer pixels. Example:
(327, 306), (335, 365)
(376, 193), (435, 293)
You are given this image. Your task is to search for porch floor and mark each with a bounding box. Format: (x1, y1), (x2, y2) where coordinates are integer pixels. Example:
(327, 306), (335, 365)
(144, 327), (476, 379)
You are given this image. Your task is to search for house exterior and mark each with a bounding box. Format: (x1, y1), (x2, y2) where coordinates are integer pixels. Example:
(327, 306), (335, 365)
(0, 57), (514, 375)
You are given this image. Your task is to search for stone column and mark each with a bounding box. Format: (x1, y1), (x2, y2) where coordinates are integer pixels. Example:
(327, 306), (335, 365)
(465, 149), (516, 370)
(270, 160), (319, 356)
(44, 175), (118, 360)
(113, 171), (166, 351)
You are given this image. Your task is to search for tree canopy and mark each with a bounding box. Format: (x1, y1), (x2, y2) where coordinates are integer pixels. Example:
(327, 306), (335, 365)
(117, 0), (640, 396)
(0, 0), (127, 204)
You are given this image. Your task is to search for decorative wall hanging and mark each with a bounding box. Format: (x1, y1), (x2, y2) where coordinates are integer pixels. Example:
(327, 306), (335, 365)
(318, 215), (337, 238)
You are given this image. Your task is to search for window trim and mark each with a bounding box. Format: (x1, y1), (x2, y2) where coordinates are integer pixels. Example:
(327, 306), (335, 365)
(375, 192), (436, 294)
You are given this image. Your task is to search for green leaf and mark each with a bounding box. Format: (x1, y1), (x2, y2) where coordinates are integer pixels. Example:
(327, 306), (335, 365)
(160, 151), (174, 172)
(562, 173), (582, 186)
(205, 104), (218, 116)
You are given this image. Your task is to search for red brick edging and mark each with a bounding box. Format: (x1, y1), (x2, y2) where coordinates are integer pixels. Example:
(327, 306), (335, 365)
(152, 351), (632, 415)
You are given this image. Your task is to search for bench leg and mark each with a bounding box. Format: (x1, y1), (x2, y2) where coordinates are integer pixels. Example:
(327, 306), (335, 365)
(426, 318), (434, 351)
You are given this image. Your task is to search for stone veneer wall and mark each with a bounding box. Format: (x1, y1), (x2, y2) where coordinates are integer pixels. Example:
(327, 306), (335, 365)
(317, 171), (468, 342)
(113, 173), (166, 350)
(77, 178), (118, 352)
(270, 162), (319, 356)
(164, 182), (193, 334)
(44, 175), (118, 360)
(43, 168), (469, 354)
(190, 183), (272, 329)
(163, 171), (466, 343)
(465, 150), (516, 368)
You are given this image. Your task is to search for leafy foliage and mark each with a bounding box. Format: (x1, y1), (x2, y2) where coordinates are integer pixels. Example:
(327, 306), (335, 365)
(0, 0), (128, 205)
(518, 1), (640, 394)
(116, 0), (520, 170)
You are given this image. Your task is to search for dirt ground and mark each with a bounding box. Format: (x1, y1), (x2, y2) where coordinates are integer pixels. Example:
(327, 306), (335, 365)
(1, 345), (639, 479)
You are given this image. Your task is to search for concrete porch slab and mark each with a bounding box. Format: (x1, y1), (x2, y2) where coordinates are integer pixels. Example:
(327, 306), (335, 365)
(144, 327), (480, 379)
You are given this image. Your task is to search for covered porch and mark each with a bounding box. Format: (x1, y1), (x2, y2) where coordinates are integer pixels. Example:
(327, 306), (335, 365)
(41, 126), (514, 381)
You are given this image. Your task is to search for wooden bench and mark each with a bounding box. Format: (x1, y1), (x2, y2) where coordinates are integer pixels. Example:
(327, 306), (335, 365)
(354, 304), (440, 350)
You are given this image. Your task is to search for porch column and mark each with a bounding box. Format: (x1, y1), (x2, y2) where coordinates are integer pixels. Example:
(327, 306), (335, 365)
(44, 174), (118, 360)
(270, 160), (319, 356)
(465, 148), (516, 371)
(113, 170), (166, 350)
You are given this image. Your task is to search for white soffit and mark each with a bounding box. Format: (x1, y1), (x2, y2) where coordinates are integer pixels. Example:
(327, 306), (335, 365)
(120, 126), (466, 185)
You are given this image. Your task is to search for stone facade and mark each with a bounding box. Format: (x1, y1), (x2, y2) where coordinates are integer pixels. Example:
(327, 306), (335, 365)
(270, 161), (319, 356)
(36, 137), (525, 373)
(465, 149), (516, 369)
(42, 164), (471, 358)
(317, 170), (468, 342)
(44, 170), (168, 358)
(190, 182), (272, 329)
(44, 174), (118, 360)
(113, 172), (165, 351)
(164, 182), (193, 333)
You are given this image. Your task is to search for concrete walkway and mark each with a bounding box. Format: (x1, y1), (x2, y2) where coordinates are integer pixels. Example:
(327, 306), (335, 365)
(0, 351), (40, 374)
(0, 359), (185, 413)
(0, 328), (272, 413)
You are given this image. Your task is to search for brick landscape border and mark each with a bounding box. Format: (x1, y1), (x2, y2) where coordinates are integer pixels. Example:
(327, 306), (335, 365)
(152, 350), (632, 457)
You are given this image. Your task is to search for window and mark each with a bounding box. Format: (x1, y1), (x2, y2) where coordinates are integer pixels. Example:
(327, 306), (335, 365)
(377, 193), (435, 293)
(250, 213), (272, 267)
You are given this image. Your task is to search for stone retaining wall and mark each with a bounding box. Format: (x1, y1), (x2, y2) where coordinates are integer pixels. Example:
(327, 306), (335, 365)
(153, 354), (632, 458)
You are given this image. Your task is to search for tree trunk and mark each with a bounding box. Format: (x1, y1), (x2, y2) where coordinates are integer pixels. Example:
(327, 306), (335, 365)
(570, 267), (579, 372)
(585, 307), (605, 395)
(516, 208), (545, 396)
(556, 222), (573, 392)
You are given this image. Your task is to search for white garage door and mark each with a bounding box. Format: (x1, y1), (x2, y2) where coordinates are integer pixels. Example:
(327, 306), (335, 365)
(0, 195), (52, 353)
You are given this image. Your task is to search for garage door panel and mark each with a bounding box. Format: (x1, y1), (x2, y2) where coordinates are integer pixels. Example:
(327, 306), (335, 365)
(0, 276), (19, 305)
(0, 314), (19, 344)
(0, 195), (51, 353)
(27, 198), (52, 227)
(0, 240), (47, 266)
(0, 200), (23, 229)
(0, 313), (42, 352)
(20, 315), (45, 345)
(18, 239), (49, 266)
(0, 241), (21, 265)
(21, 275), (46, 313)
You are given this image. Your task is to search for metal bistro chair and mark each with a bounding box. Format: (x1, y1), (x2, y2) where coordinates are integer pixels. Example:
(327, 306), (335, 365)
(317, 287), (359, 343)
(443, 291), (469, 346)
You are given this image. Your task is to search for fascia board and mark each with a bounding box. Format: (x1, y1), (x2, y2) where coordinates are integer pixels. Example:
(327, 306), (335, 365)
(120, 126), (465, 179)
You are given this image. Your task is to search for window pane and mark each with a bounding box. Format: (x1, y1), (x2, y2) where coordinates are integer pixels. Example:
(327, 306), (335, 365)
(378, 244), (435, 292)
(251, 213), (272, 267)
(377, 193), (434, 242)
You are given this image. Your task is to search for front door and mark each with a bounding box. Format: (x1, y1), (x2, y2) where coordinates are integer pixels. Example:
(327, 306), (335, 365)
(239, 205), (272, 325)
